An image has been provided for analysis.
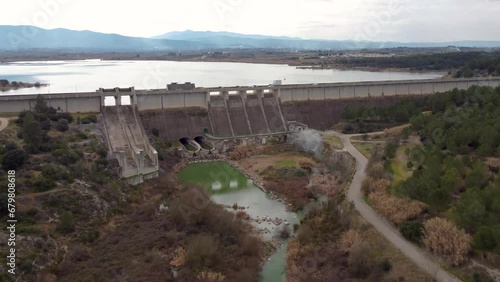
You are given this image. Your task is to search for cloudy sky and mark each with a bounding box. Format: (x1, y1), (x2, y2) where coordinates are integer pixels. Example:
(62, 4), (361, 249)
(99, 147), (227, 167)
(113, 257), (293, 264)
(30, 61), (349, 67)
(2, 0), (500, 42)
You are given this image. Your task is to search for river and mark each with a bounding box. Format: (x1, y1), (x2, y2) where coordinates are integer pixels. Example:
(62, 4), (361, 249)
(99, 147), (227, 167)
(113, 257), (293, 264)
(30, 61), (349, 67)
(178, 162), (300, 282)
(0, 60), (444, 95)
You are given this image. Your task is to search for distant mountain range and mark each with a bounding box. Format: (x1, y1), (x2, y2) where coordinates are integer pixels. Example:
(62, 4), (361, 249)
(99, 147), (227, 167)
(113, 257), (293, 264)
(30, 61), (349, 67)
(1, 25), (500, 52)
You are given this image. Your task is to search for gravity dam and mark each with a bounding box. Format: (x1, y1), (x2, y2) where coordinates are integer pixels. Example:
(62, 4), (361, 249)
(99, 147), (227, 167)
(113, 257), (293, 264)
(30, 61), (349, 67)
(1, 77), (499, 183)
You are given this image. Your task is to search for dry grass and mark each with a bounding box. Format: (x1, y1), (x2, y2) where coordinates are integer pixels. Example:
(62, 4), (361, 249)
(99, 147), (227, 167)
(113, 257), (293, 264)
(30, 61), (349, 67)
(368, 191), (427, 225)
(350, 210), (435, 282)
(238, 152), (317, 173)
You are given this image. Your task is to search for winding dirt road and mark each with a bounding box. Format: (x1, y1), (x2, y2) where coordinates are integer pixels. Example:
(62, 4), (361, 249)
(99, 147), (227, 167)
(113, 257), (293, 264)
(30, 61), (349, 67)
(0, 118), (9, 132)
(332, 131), (461, 282)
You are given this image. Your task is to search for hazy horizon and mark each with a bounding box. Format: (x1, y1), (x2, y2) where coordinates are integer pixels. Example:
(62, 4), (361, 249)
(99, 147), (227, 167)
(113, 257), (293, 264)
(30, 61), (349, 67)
(2, 0), (500, 42)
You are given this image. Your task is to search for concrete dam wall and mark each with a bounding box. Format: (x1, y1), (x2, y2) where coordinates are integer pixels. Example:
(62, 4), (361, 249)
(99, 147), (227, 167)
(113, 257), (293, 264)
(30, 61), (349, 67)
(102, 103), (159, 184)
(2, 77), (500, 182)
(1, 77), (499, 114)
(140, 91), (288, 141)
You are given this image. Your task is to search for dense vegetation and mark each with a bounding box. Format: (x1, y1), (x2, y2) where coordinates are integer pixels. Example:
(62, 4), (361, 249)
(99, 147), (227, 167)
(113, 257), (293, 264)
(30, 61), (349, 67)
(351, 86), (500, 259)
(335, 52), (500, 76)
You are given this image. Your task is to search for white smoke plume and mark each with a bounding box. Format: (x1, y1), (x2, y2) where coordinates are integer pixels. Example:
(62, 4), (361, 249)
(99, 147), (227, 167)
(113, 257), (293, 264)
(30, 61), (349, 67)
(290, 130), (324, 156)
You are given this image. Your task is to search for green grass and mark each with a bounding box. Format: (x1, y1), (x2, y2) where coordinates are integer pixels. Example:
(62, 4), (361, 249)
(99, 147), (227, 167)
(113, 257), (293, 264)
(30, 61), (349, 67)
(71, 113), (99, 119)
(275, 159), (297, 168)
(352, 142), (374, 159)
(390, 146), (413, 187)
(325, 135), (343, 149)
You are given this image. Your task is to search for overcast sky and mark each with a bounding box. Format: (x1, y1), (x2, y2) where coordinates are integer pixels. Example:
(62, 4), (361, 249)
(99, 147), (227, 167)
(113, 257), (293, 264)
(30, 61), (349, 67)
(3, 0), (500, 42)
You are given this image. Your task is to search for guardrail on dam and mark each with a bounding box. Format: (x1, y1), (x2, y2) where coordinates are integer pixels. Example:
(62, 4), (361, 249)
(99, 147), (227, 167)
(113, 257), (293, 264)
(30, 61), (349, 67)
(1, 77), (499, 113)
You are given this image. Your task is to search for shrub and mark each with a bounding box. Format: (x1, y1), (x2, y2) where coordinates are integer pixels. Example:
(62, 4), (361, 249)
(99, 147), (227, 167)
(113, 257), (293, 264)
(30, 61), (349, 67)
(52, 148), (80, 165)
(79, 229), (99, 243)
(381, 259), (392, 272)
(2, 149), (27, 170)
(400, 220), (424, 243)
(170, 247), (186, 268)
(197, 271), (225, 281)
(40, 119), (51, 131)
(279, 226), (290, 239)
(152, 128), (160, 137)
(297, 224), (314, 245)
(5, 142), (18, 151)
(186, 234), (219, 269)
(423, 217), (472, 266)
(56, 118), (69, 132)
(348, 243), (374, 278)
(33, 176), (56, 192)
(369, 191), (426, 225)
(339, 229), (362, 253)
(57, 211), (75, 234)
(42, 164), (69, 181)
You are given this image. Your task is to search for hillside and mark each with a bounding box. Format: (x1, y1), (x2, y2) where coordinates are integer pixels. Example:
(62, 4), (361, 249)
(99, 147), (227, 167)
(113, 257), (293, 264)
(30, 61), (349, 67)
(0, 26), (213, 51)
(2, 26), (500, 52)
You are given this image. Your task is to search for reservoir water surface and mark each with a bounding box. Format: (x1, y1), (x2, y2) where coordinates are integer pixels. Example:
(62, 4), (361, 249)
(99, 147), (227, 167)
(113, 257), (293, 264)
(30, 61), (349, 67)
(0, 60), (444, 95)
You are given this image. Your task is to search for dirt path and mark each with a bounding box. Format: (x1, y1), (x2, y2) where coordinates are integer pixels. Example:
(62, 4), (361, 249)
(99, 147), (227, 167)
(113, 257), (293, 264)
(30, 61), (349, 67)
(0, 117), (9, 132)
(332, 131), (461, 282)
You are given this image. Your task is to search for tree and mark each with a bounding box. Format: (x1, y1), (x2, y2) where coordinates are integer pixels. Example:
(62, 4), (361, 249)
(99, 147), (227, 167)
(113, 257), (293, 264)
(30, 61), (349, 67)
(23, 116), (42, 153)
(34, 94), (49, 114)
(473, 226), (497, 254)
(463, 68), (474, 78)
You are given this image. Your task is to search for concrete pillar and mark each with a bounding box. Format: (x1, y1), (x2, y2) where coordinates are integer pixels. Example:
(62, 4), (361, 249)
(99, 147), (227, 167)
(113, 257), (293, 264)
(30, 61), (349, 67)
(138, 150), (145, 174)
(239, 90), (247, 101)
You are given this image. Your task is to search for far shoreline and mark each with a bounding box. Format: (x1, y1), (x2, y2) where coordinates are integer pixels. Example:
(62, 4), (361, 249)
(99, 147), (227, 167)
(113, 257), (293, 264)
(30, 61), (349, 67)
(0, 56), (447, 76)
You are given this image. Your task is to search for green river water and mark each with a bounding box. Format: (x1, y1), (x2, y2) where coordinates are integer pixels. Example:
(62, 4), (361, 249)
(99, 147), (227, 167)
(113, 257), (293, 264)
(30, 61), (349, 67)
(179, 162), (300, 282)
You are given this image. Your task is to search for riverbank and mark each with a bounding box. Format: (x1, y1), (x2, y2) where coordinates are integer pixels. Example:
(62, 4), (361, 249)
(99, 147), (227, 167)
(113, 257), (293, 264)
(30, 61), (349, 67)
(0, 81), (48, 92)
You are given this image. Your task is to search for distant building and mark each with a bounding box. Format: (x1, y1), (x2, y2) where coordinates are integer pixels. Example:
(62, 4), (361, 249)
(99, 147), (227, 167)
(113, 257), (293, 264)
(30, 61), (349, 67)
(167, 82), (196, 91)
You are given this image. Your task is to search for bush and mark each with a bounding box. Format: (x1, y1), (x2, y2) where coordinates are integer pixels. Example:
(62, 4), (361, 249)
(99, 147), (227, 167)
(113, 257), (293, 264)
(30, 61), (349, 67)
(423, 217), (472, 266)
(5, 142), (18, 151)
(42, 164), (69, 181)
(381, 259), (392, 272)
(279, 226), (290, 239)
(40, 119), (51, 131)
(339, 229), (362, 253)
(81, 115), (97, 124)
(33, 176), (56, 192)
(348, 243), (374, 278)
(152, 128), (160, 137)
(56, 118), (69, 132)
(52, 148), (80, 165)
(400, 220), (424, 243)
(2, 149), (27, 170)
(369, 191), (426, 225)
(79, 229), (99, 243)
(186, 234), (220, 269)
(97, 147), (108, 159)
(57, 211), (75, 234)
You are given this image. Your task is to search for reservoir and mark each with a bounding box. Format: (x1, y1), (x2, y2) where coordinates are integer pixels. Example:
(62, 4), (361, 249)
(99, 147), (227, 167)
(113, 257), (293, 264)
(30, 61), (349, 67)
(0, 60), (444, 95)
